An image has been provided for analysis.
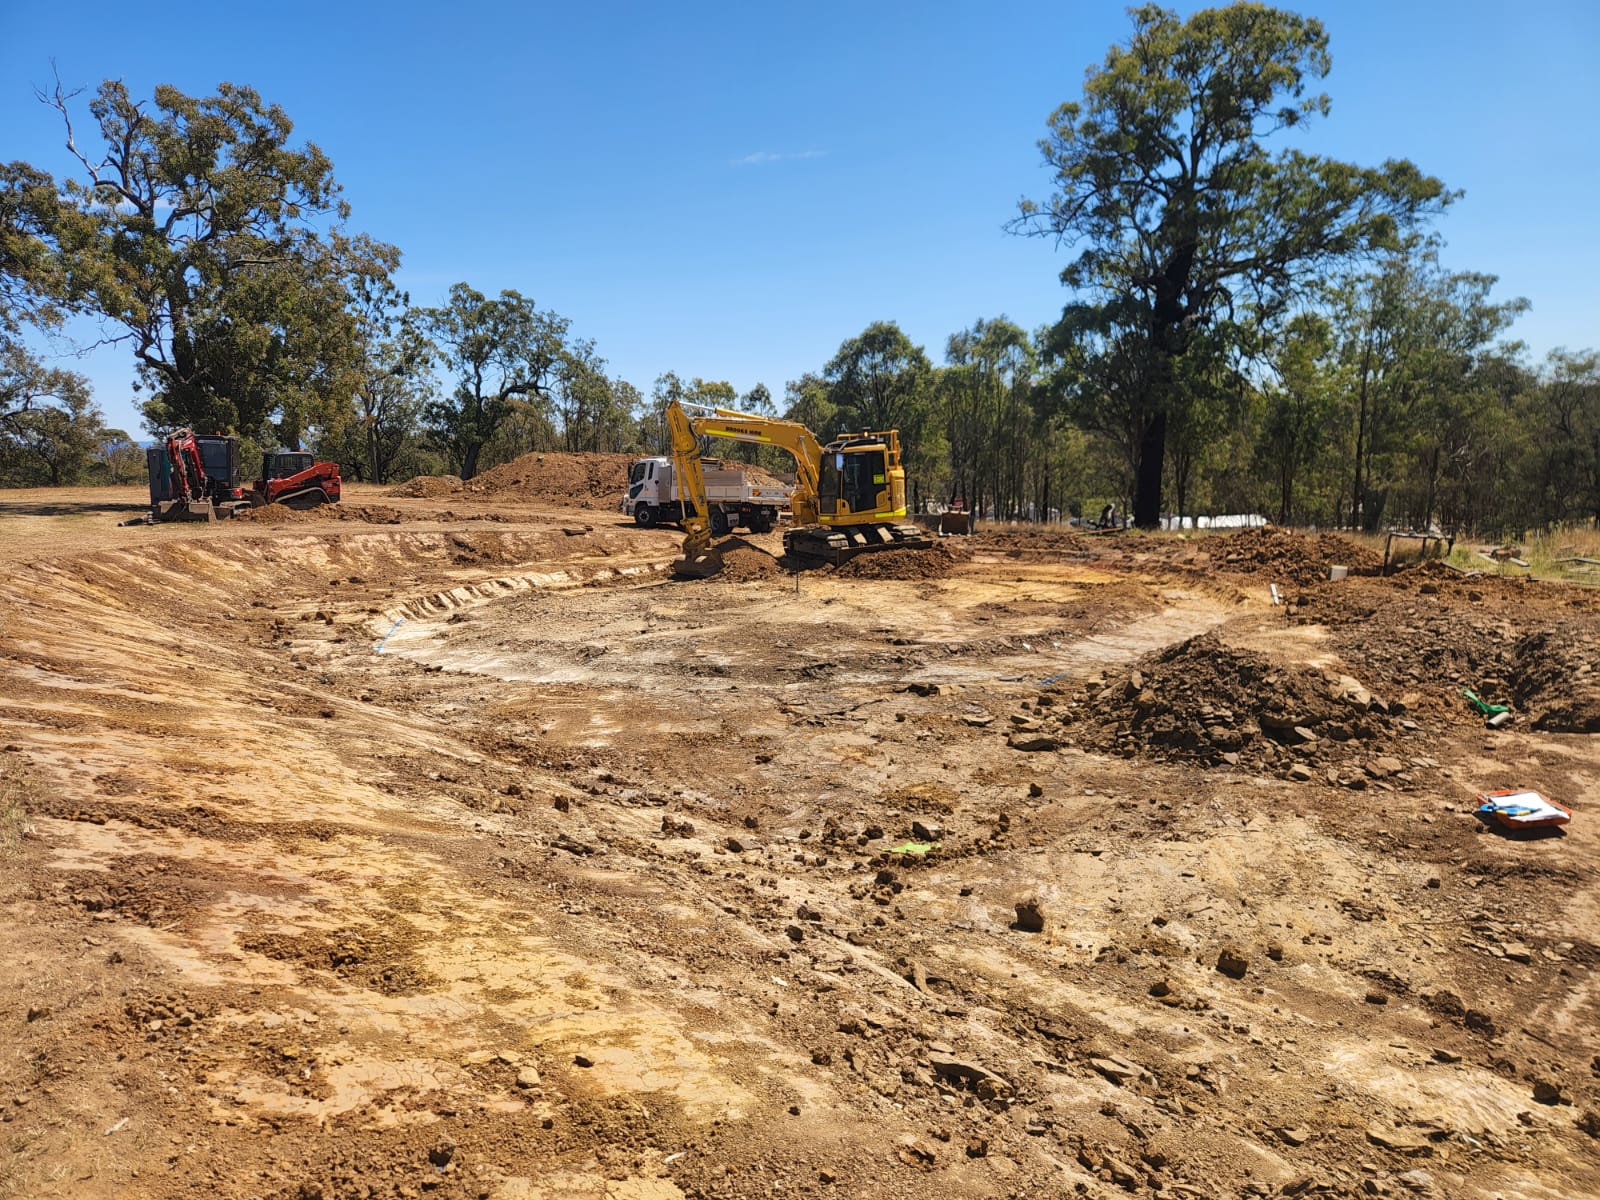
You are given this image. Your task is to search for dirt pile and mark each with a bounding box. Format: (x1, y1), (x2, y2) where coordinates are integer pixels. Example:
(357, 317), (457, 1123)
(831, 540), (970, 580)
(467, 451), (635, 508)
(1285, 575), (1600, 728)
(1287, 577), (1519, 709)
(1215, 526), (1380, 584)
(1039, 634), (1417, 781)
(1514, 628), (1600, 732)
(717, 540), (784, 582)
(387, 474), (464, 498)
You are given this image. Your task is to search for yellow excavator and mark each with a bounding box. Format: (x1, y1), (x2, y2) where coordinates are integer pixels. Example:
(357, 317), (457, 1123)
(666, 399), (932, 576)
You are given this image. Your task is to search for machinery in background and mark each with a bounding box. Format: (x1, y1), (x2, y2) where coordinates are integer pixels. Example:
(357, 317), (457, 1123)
(145, 431), (341, 521)
(254, 450), (342, 509)
(666, 400), (931, 576)
(146, 429), (248, 521)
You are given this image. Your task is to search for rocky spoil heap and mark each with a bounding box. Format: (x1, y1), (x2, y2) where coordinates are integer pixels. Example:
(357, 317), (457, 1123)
(1289, 575), (1600, 731)
(829, 541), (970, 580)
(1216, 526), (1381, 584)
(1024, 634), (1425, 786)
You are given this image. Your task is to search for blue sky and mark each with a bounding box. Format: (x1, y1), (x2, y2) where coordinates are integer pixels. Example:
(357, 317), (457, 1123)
(4, 0), (1597, 438)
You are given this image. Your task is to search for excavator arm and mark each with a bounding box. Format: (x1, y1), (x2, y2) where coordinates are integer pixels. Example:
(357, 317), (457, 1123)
(665, 400), (716, 572)
(165, 428), (208, 504)
(681, 404), (823, 526)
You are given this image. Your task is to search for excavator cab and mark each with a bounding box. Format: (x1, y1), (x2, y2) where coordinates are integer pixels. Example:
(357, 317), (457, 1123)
(818, 438), (893, 521)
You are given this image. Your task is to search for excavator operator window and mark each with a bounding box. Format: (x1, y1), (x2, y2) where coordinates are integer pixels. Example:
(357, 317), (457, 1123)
(821, 449), (885, 516)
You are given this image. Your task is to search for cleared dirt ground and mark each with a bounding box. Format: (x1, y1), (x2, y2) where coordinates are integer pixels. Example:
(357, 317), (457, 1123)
(1, 481), (1597, 1200)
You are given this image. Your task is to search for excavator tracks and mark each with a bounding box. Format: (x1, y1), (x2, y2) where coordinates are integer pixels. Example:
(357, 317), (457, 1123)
(783, 521), (934, 565)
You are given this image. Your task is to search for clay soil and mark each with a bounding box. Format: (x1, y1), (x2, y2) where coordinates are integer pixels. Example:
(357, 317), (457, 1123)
(2, 487), (1598, 1200)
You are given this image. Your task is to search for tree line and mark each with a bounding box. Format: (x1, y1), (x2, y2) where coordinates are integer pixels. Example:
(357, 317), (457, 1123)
(3, 6), (1595, 532)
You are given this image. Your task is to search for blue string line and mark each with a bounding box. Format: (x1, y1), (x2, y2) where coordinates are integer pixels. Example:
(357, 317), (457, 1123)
(374, 616), (406, 654)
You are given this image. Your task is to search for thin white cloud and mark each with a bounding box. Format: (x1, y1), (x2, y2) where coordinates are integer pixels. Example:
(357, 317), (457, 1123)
(732, 149), (829, 166)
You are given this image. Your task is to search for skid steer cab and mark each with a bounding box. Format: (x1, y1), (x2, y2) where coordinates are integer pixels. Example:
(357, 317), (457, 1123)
(255, 451), (342, 509)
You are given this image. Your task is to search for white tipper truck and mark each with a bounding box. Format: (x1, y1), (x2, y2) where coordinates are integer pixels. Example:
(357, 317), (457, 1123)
(622, 456), (793, 535)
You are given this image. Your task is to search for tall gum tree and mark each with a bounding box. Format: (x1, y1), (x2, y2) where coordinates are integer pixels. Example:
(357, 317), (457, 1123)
(419, 283), (568, 480)
(35, 78), (386, 441)
(1013, 3), (1452, 528)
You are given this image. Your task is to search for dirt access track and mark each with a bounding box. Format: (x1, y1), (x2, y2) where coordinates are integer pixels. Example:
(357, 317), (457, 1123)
(2, 481), (1598, 1200)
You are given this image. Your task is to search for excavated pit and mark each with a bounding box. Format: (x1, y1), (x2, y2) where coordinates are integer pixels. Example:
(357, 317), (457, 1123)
(1, 491), (1598, 1200)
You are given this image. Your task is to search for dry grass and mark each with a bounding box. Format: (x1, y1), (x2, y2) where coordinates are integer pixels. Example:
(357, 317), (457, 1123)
(1447, 525), (1600, 584)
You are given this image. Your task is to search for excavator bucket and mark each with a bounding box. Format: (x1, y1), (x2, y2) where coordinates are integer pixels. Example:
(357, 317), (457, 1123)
(672, 546), (723, 579)
(155, 498), (217, 523)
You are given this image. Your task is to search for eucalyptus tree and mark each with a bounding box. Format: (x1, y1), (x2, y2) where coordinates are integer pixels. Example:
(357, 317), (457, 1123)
(783, 372), (836, 438)
(824, 320), (941, 491)
(825, 321), (933, 438)
(945, 318), (1034, 517)
(344, 238), (430, 482)
(0, 160), (73, 344)
(1527, 350), (1600, 527)
(1258, 313), (1340, 524)
(419, 283), (569, 479)
(1014, 3), (1452, 527)
(28, 77), (386, 443)
(1337, 252), (1526, 529)
(0, 341), (97, 484)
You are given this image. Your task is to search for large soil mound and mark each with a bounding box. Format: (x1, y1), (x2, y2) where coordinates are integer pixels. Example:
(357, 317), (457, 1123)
(467, 451), (636, 507)
(1042, 634), (1411, 780)
(1215, 527), (1380, 584)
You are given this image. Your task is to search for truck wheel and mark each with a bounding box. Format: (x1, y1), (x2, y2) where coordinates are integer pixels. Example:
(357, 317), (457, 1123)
(634, 506), (656, 528)
(749, 511), (773, 534)
(710, 510), (731, 537)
